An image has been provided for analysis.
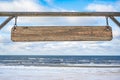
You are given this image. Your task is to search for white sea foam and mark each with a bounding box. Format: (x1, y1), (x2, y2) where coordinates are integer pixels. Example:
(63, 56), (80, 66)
(0, 66), (120, 80)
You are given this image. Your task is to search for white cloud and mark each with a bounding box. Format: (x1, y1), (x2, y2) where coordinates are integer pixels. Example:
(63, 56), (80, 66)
(43, 42), (79, 50)
(0, 35), (4, 42)
(0, 0), (120, 55)
(9, 42), (34, 51)
(0, 37), (120, 55)
(113, 30), (120, 38)
(0, 0), (45, 12)
(86, 4), (116, 12)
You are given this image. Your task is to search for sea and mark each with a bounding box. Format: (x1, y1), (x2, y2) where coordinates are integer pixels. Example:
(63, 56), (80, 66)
(0, 55), (120, 80)
(0, 55), (120, 67)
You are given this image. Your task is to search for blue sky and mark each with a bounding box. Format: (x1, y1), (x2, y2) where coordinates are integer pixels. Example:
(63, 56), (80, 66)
(0, 0), (120, 55)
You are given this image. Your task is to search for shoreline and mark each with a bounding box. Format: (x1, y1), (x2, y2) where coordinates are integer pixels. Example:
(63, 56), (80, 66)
(0, 65), (120, 68)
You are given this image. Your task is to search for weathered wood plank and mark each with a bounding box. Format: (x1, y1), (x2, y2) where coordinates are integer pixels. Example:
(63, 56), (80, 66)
(0, 16), (14, 30)
(0, 12), (120, 16)
(11, 26), (113, 42)
(109, 16), (120, 28)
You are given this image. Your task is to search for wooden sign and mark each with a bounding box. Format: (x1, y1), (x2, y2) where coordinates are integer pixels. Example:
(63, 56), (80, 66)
(11, 26), (112, 42)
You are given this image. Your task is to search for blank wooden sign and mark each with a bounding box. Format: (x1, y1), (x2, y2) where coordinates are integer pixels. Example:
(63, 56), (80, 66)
(11, 26), (112, 42)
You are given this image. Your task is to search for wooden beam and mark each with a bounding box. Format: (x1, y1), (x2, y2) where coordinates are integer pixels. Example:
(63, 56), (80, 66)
(109, 16), (120, 28)
(0, 12), (120, 16)
(0, 16), (14, 30)
(11, 26), (113, 42)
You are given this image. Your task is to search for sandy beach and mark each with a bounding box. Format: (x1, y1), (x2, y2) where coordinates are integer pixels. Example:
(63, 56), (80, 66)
(0, 66), (120, 80)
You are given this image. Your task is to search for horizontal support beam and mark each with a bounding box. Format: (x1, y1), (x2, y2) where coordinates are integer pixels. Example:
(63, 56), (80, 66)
(109, 16), (120, 28)
(0, 12), (120, 16)
(11, 26), (113, 42)
(0, 16), (14, 30)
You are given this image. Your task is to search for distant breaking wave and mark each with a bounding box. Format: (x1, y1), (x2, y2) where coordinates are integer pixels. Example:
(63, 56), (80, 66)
(0, 55), (120, 67)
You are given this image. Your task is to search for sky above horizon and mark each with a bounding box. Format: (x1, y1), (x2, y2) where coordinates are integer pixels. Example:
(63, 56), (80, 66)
(0, 0), (120, 55)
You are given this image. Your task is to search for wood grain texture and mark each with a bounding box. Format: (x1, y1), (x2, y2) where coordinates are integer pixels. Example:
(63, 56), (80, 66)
(11, 26), (113, 42)
(0, 12), (120, 16)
